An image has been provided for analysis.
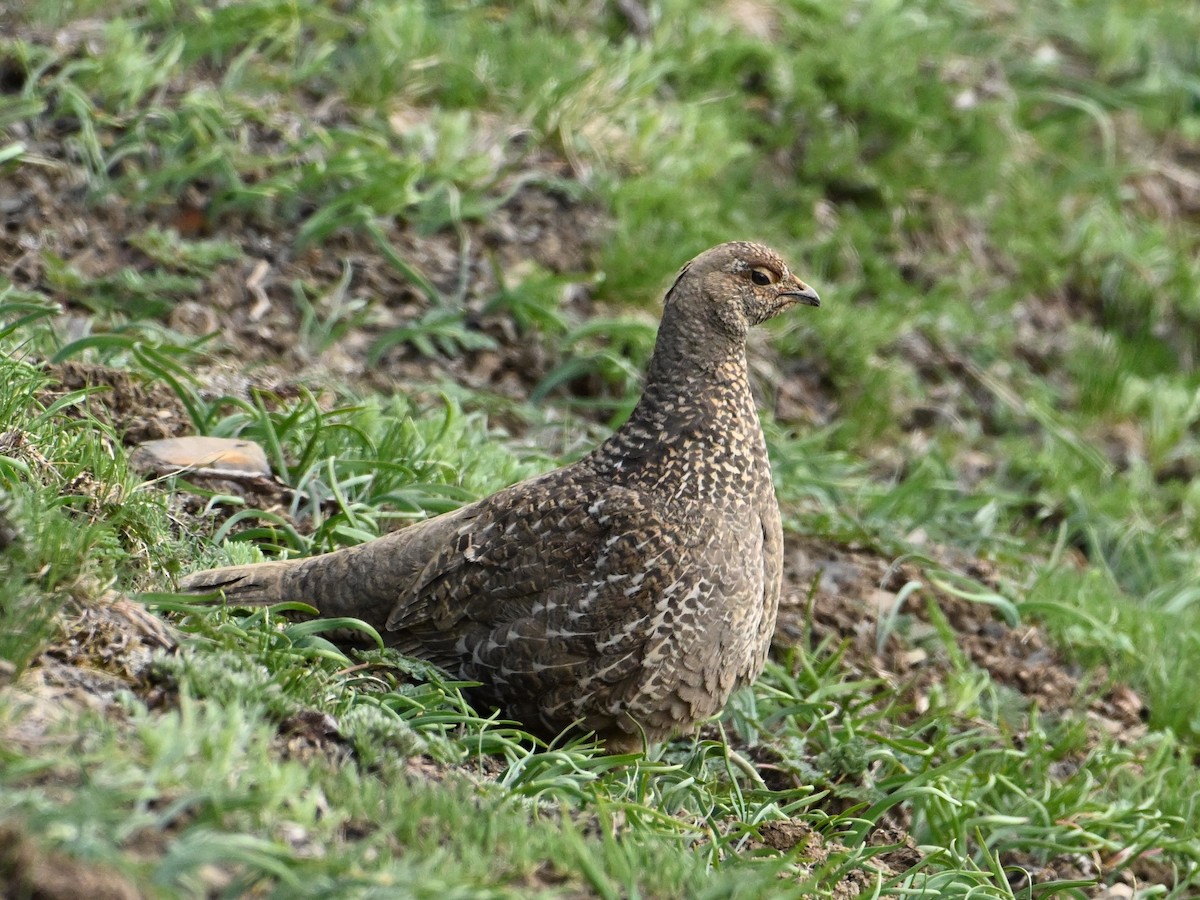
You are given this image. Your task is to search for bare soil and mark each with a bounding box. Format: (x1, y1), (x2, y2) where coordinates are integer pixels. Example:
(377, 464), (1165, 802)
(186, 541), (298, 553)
(780, 535), (1144, 738)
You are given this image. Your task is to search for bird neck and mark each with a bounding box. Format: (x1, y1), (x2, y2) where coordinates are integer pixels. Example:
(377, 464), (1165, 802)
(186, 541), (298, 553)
(633, 347), (755, 432)
(645, 298), (746, 382)
(634, 310), (756, 430)
(587, 317), (767, 493)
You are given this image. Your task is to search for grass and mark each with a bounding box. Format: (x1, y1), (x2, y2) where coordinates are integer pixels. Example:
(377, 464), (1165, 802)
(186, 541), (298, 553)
(3, 0), (1200, 896)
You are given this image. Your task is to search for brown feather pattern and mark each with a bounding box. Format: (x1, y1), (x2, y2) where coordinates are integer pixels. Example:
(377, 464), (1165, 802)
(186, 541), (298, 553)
(180, 241), (820, 751)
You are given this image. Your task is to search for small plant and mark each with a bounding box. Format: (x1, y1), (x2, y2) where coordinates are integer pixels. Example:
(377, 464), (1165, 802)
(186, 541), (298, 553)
(533, 315), (657, 420)
(126, 226), (242, 276)
(291, 266), (375, 356)
(369, 307), (498, 362)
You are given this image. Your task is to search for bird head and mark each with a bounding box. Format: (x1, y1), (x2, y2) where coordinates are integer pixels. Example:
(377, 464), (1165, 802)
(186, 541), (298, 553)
(665, 241), (820, 340)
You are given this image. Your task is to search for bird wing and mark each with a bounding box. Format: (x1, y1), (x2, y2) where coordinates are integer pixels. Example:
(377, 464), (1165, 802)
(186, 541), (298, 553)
(385, 472), (694, 638)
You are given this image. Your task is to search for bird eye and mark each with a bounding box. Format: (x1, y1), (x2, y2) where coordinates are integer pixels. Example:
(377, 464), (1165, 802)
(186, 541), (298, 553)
(750, 267), (777, 286)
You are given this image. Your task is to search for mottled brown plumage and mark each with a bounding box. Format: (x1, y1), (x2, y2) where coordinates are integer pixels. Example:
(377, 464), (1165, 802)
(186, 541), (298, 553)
(180, 242), (820, 750)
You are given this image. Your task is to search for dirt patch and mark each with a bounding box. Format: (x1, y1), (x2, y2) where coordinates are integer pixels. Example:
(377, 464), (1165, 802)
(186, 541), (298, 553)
(776, 534), (1145, 737)
(40, 590), (176, 680)
(32, 362), (347, 540)
(40, 361), (193, 445)
(754, 818), (922, 899)
(2, 17), (611, 405)
(273, 708), (358, 767)
(2, 591), (177, 756)
(0, 821), (145, 900)
(1004, 845), (1180, 899)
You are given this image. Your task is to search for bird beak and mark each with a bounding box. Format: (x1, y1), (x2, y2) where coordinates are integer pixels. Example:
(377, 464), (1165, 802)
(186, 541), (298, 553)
(780, 281), (821, 308)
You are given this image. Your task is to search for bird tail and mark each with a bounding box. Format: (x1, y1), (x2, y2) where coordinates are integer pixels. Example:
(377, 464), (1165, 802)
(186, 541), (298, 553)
(178, 560), (298, 605)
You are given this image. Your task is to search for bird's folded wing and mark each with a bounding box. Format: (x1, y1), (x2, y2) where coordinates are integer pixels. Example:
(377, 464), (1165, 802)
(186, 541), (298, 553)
(385, 477), (698, 650)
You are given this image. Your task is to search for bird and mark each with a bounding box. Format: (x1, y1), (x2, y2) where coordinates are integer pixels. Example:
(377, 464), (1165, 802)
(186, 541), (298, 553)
(180, 241), (820, 751)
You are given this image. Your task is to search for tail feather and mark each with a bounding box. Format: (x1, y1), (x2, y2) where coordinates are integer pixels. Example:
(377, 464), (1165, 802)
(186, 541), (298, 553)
(179, 560), (298, 605)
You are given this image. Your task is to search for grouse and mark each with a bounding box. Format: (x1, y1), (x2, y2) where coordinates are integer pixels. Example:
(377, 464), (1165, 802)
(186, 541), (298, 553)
(180, 241), (820, 750)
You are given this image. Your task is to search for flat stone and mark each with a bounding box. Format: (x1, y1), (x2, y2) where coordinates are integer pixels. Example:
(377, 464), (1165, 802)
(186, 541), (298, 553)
(130, 436), (271, 476)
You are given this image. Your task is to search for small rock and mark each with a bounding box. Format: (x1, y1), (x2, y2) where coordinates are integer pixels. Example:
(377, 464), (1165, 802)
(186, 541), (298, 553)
(129, 436), (271, 477)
